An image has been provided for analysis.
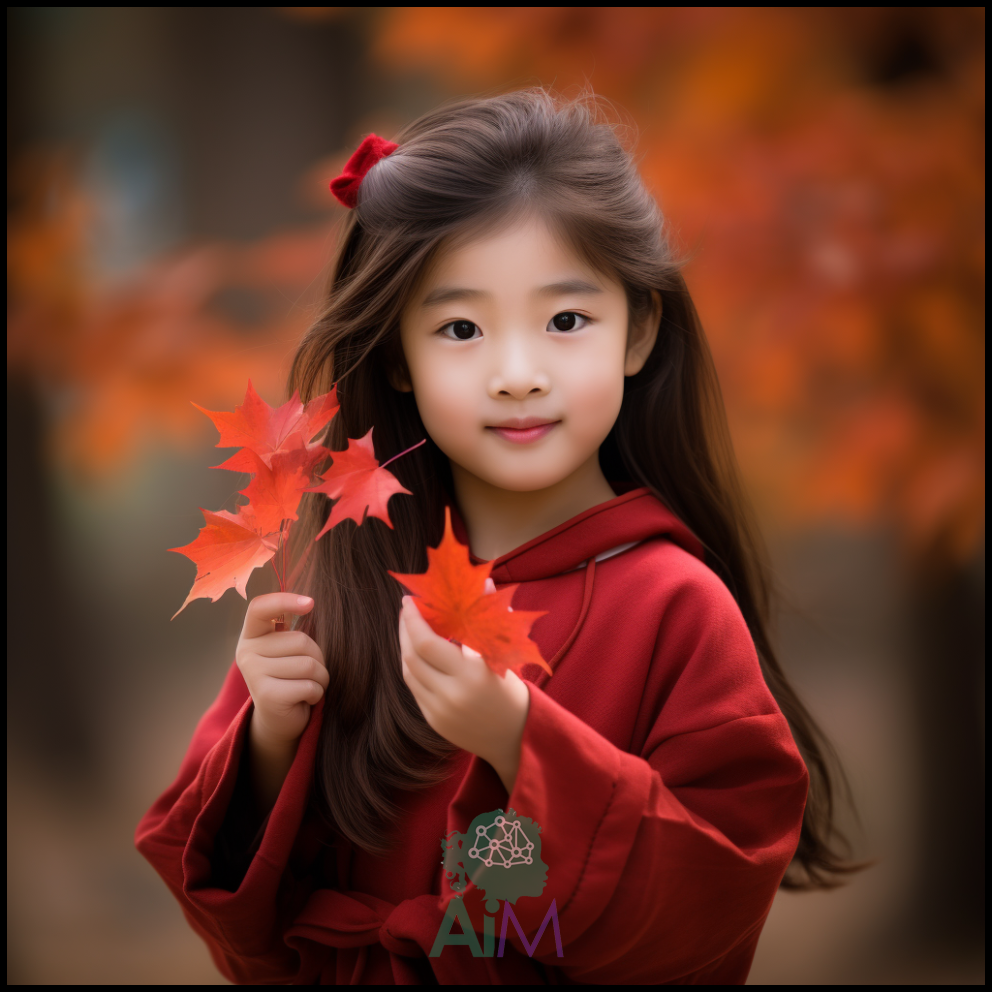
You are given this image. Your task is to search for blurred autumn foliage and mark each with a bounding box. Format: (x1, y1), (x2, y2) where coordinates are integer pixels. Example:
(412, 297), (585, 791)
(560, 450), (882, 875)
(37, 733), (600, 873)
(7, 152), (333, 476)
(373, 6), (985, 562)
(7, 7), (985, 561)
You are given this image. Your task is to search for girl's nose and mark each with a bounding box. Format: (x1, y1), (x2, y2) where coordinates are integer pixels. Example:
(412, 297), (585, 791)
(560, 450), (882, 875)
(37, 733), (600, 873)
(487, 340), (551, 400)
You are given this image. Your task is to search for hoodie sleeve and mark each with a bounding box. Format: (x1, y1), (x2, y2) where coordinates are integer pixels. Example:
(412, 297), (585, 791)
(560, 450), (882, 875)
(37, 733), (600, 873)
(134, 663), (328, 985)
(450, 564), (809, 984)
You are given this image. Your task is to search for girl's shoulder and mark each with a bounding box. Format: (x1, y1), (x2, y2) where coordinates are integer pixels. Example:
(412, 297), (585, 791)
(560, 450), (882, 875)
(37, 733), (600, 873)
(597, 535), (740, 616)
(591, 539), (766, 713)
(587, 534), (758, 662)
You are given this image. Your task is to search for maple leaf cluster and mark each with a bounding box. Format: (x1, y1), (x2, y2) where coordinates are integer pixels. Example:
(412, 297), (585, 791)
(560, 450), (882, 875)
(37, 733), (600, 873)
(170, 380), (412, 617)
(171, 384), (552, 678)
(170, 380), (551, 675)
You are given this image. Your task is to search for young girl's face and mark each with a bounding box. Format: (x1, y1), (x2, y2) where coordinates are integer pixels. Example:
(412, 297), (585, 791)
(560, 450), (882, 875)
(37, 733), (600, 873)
(398, 214), (656, 495)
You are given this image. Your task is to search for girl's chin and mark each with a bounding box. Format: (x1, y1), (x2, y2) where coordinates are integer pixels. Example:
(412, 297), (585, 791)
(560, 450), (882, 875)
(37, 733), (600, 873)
(457, 464), (580, 494)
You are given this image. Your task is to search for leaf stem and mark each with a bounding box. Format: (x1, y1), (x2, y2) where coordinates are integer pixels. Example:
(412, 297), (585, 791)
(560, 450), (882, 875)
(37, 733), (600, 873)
(282, 522), (288, 590)
(381, 437), (427, 469)
(285, 537), (315, 592)
(270, 520), (291, 592)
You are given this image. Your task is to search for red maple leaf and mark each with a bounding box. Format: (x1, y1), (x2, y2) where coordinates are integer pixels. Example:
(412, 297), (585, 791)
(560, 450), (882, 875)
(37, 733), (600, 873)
(237, 444), (323, 535)
(308, 429), (412, 537)
(196, 380), (339, 471)
(169, 506), (278, 618)
(389, 507), (551, 677)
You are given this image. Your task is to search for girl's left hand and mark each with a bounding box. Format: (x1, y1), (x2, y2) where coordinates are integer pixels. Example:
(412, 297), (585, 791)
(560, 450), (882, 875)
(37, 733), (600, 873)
(398, 596), (530, 793)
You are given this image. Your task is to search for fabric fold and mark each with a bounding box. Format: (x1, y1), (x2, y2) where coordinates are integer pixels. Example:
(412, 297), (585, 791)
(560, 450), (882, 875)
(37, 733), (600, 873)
(136, 488), (808, 984)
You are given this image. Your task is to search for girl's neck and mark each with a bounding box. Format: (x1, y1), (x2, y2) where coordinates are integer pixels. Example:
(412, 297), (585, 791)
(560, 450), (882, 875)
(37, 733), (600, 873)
(451, 452), (617, 561)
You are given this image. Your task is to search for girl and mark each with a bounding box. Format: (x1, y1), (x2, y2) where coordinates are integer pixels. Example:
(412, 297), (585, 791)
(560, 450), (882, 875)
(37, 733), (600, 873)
(136, 90), (853, 984)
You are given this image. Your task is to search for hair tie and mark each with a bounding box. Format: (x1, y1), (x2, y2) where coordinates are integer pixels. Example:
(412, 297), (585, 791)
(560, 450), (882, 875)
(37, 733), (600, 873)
(329, 134), (399, 208)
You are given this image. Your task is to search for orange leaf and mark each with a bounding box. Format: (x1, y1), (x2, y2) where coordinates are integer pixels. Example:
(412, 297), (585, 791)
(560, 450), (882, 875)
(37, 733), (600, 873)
(169, 507), (277, 618)
(195, 380), (339, 469)
(238, 446), (320, 534)
(308, 429), (412, 536)
(453, 585), (552, 678)
(389, 508), (550, 677)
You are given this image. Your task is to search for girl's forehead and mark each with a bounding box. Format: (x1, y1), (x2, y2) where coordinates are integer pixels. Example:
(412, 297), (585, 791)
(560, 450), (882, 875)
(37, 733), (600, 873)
(417, 214), (616, 298)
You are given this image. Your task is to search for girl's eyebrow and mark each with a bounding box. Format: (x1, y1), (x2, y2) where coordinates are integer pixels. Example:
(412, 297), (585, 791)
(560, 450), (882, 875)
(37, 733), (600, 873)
(420, 286), (487, 308)
(537, 279), (603, 297)
(421, 279), (602, 309)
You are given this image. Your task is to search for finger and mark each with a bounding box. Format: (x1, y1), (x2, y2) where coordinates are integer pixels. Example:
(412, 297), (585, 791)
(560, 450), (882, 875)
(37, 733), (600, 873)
(249, 630), (326, 667)
(457, 642), (494, 679)
(257, 674), (325, 708)
(401, 598), (463, 676)
(401, 653), (440, 725)
(399, 608), (459, 690)
(244, 593), (314, 640)
(401, 654), (427, 701)
(398, 613), (444, 695)
(248, 655), (329, 690)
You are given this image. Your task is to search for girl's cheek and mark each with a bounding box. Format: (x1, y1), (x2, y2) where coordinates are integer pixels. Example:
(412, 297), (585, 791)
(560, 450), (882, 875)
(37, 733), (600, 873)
(410, 364), (478, 445)
(564, 357), (625, 428)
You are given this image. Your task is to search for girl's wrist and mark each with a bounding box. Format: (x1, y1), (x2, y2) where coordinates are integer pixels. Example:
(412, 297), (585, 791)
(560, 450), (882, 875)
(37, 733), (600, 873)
(487, 677), (530, 792)
(247, 713), (300, 811)
(488, 745), (522, 795)
(249, 711), (300, 753)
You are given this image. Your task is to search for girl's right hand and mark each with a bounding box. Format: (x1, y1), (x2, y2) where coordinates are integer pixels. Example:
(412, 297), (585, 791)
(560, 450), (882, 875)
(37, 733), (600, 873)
(235, 593), (327, 808)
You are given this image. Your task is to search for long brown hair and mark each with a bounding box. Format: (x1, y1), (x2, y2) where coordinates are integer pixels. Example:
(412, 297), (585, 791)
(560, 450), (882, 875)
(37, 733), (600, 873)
(291, 89), (857, 887)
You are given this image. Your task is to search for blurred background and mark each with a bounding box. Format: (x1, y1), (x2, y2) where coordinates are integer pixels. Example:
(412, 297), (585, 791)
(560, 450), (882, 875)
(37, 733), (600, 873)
(6, 7), (984, 984)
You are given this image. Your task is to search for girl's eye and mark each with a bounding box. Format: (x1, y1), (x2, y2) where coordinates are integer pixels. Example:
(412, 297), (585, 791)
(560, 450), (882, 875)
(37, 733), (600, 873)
(548, 311), (588, 333)
(441, 320), (482, 341)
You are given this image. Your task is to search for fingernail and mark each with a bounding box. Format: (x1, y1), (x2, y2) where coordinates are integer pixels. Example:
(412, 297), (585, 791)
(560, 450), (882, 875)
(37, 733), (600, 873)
(297, 596), (313, 608)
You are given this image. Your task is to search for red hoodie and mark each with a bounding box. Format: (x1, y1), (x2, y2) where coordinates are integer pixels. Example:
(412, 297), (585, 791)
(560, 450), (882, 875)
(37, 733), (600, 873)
(135, 488), (808, 984)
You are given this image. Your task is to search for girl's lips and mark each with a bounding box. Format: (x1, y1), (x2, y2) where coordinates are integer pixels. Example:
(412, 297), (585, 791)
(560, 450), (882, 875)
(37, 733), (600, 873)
(486, 421), (560, 444)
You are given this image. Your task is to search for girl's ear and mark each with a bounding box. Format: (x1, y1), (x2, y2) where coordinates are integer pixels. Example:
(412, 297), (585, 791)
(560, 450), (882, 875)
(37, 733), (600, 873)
(384, 336), (414, 392)
(388, 365), (414, 393)
(624, 291), (662, 376)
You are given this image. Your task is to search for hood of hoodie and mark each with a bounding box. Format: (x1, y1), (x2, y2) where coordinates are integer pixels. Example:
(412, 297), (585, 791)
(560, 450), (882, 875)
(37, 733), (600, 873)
(454, 487), (704, 583)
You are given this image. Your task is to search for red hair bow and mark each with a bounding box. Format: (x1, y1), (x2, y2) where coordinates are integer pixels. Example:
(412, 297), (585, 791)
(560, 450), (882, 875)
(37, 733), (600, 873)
(329, 134), (399, 208)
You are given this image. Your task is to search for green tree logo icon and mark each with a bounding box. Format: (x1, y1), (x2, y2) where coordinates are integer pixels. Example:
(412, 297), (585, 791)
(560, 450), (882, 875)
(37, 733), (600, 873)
(442, 807), (548, 913)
